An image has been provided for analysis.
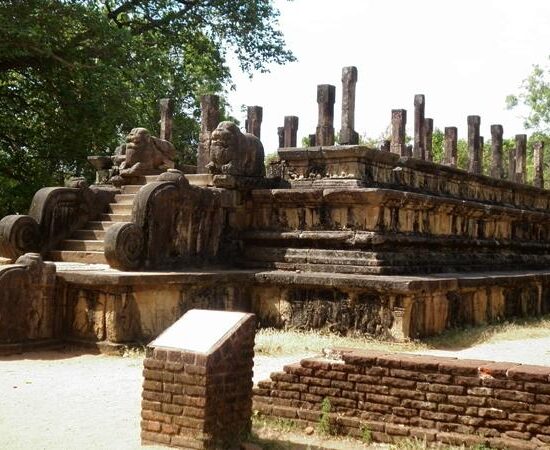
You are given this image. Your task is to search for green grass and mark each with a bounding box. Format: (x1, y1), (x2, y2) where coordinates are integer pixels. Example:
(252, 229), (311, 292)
(254, 315), (550, 357)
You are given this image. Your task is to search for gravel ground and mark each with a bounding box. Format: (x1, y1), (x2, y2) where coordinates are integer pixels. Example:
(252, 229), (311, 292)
(1, 337), (549, 450)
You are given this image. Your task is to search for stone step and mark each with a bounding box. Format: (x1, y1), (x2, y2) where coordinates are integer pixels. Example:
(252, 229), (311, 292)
(145, 175), (158, 183)
(108, 203), (133, 214)
(100, 213), (132, 222)
(48, 250), (107, 265)
(120, 185), (143, 194)
(186, 174), (213, 187)
(85, 221), (116, 230)
(72, 229), (106, 240)
(58, 239), (104, 252)
(114, 194), (136, 203)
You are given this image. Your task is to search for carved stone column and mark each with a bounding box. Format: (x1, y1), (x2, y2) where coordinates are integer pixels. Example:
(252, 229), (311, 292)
(339, 67), (359, 145)
(391, 109), (407, 156)
(246, 106), (263, 139)
(515, 134), (527, 184)
(316, 84), (335, 146)
(277, 127), (285, 148)
(197, 95), (220, 174)
(159, 98), (174, 142)
(423, 118), (433, 161)
(444, 127), (457, 167)
(467, 115), (482, 175)
(309, 134), (317, 146)
(490, 124), (504, 179)
(284, 116), (299, 148)
(508, 147), (516, 181)
(413, 94), (425, 159)
(534, 141), (545, 188)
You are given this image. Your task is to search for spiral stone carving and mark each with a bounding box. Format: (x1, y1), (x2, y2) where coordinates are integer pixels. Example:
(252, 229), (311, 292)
(0, 215), (41, 260)
(104, 222), (144, 270)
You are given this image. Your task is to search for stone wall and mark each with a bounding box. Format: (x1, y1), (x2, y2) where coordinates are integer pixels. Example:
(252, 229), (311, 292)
(0, 253), (58, 353)
(254, 349), (550, 449)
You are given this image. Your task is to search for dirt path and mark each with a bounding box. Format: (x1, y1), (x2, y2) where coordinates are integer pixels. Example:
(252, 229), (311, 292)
(1, 337), (549, 449)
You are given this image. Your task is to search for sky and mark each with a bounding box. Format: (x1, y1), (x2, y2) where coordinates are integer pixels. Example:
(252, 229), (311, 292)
(226, 0), (550, 154)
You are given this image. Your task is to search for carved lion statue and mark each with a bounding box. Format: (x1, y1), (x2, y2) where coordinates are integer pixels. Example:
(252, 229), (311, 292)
(114, 128), (175, 177)
(206, 121), (265, 177)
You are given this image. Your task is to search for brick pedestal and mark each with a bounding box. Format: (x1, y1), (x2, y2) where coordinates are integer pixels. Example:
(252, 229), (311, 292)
(141, 309), (256, 449)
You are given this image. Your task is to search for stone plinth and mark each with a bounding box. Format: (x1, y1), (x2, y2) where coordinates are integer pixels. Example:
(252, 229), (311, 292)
(141, 309), (256, 449)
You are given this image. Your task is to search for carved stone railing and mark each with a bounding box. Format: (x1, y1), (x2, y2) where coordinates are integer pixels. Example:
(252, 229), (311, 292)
(0, 253), (57, 347)
(105, 170), (224, 270)
(0, 178), (116, 260)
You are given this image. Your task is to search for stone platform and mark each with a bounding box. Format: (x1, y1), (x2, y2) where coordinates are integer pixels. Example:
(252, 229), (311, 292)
(53, 262), (550, 346)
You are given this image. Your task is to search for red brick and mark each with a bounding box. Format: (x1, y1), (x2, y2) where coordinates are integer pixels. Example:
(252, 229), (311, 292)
(389, 388), (425, 400)
(410, 427), (436, 442)
(460, 415), (484, 426)
(454, 376), (482, 386)
(437, 431), (485, 447)
(402, 399), (437, 411)
(301, 376), (331, 387)
(488, 437), (538, 450)
(170, 436), (204, 449)
(185, 365), (206, 375)
(141, 420), (161, 432)
(271, 372), (299, 383)
(359, 401), (392, 414)
(436, 422), (474, 434)
(385, 423), (409, 436)
(329, 363), (359, 373)
(426, 393), (447, 403)
(482, 378), (523, 389)
(508, 413), (548, 424)
(364, 393), (400, 406)
(184, 385), (206, 396)
(530, 403), (550, 414)
(183, 406), (205, 418)
(478, 362), (520, 378)
(494, 389), (535, 403)
(487, 398), (529, 412)
(272, 389), (300, 400)
(524, 382), (550, 394)
(143, 369), (163, 382)
(142, 400), (162, 412)
(143, 390), (171, 403)
(301, 393), (323, 403)
(271, 405), (297, 419)
(438, 358), (487, 376)
(161, 423), (178, 435)
(425, 383), (464, 395)
(173, 416), (204, 429)
(297, 408), (321, 421)
(141, 409), (172, 424)
(392, 407), (418, 417)
(347, 373), (380, 383)
(284, 364), (313, 376)
(390, 368), (426, 381)
(467, 387), (493, 396)
(144, 358), (165, 370)
(315, 370), (348, 381)
(364, 366), (389, 376)
(356, 383), (389, 395)
(381, 376), (416, 389)
(141, 430), (170, 445)
(342, 350), (387, 366)
(308, 386), (340, 397)
(507, 365), (550, 382)
(438, 404), (465, 414)
(163, 382), (182, 394)
(504, 431), (531, 440)
(409, 417), (435, 429)
(485, 420), (525, 432)
(447, 394), (486, 406)
(478, 407), (507, 419)
(300, 359), (331, 370)
(419, 410), (457, 422)
(162, 403), (183, 415)
(330, 380), (354, 390)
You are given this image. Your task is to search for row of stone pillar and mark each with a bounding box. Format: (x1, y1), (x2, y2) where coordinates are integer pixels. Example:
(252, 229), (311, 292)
(278, 66), (360, 148)
(390, 99), (545, 187)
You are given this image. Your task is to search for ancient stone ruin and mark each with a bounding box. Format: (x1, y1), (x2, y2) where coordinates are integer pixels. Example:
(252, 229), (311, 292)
(0, 68), (548, 350)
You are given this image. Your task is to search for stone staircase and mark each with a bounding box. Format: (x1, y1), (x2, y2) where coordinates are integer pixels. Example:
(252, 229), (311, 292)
(47, 179), (152, 265)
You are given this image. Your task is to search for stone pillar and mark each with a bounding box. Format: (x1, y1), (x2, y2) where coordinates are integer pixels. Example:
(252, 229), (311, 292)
(444, 127), (458, 167)
(508, 147), (516, 181)
(390, 109), (407, 156)
(467, 115), (482, 175)
(380, 140), (390, 152)
(490, 125), (504, 179)
(339, 67), (359, 145)
(515, 134), (527, 183)
(246, 106), (263, 139)
(316, 84), (335, 146)
(277, 127), (285, 148)
(309, 134), (317, 147)
(423, 118), (433, 161)
(534, 141), (545, 188)
(159, 98), (174, 142)
(197, 94), (220, 174)
(480, 136), (484, 174)
(413, 94), (425, 159)
(284, 116), (299, 148)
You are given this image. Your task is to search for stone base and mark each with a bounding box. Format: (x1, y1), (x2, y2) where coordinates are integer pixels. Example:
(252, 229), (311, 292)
(54, 263), (550, 345)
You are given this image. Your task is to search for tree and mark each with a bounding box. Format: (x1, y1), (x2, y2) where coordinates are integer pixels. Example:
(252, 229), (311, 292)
(0, 0), (294, 215)
(506, 56), (550, 134)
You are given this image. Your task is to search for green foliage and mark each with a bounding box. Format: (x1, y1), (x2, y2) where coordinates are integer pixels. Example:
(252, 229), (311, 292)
(359, 424), (372, 444)
(0, 0), (294, 216)
(317, 397), (332, 435)
(431, 128), (444, 163)
(506, 55), (550, 133)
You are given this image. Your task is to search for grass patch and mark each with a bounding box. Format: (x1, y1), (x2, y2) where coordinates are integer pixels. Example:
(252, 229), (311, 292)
(424, 315), (550, 350)
(255, 315), (550, 357)
(254, 328), (425, 356)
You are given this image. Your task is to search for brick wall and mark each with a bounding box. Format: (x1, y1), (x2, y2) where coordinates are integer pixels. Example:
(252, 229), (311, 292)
(141, 314), (255, 449)
(253, 349), (550, 450)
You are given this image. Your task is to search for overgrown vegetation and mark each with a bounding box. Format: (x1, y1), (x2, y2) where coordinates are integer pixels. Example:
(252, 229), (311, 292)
(0, 0), (294, 216)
